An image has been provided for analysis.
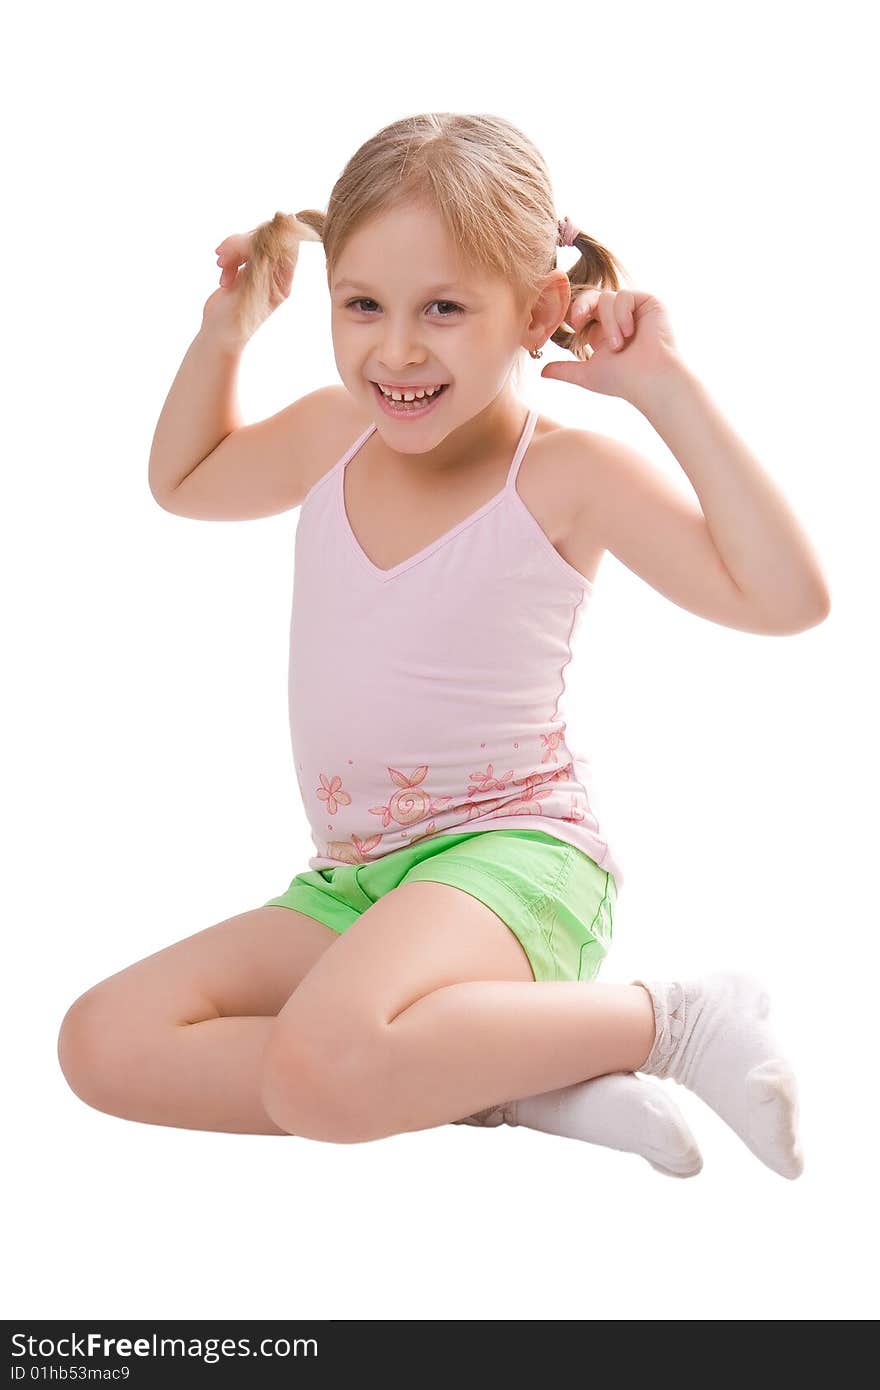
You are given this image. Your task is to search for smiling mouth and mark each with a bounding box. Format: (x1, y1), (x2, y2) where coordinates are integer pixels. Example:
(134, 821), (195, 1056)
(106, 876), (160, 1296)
(371, 381), (450, 414)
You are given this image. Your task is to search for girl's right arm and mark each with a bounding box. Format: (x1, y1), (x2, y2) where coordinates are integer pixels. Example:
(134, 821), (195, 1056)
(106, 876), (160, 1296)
(148, 329), (346, 521)
(148, 222), (350, 521)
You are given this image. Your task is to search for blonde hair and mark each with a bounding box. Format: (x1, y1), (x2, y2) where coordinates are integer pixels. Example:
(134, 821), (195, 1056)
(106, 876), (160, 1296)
(240, 112), (631, 377)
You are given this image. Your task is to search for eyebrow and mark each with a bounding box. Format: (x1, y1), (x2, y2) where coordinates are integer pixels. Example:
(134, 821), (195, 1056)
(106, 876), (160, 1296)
(333, 279), (468, 295)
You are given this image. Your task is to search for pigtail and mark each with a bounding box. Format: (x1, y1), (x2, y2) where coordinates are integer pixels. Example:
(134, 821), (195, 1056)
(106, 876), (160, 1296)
(550, 229), (631, 361)
(234, 209), (325, 343)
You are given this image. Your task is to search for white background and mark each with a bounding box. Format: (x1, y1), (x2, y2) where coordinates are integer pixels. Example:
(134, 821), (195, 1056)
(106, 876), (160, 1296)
(4, 0), (876, 1322)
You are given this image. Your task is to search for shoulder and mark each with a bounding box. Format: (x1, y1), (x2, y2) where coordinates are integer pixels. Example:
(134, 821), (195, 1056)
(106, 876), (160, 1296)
(526, 420), (653, 584)
(512, 418), (613, 585)
(541, 423), (689, 529)
(533, 421), (659, 526)
(299, 385), (375, 495)
(533, 419), (616, 480)
(523, 417), (616, 526)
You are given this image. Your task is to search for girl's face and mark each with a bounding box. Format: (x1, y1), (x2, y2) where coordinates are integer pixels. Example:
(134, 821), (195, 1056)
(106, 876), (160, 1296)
(329, 202), (550, 454)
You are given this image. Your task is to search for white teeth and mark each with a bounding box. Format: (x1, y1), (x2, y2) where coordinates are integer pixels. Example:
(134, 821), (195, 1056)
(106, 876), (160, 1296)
(377, 383), (444, 401)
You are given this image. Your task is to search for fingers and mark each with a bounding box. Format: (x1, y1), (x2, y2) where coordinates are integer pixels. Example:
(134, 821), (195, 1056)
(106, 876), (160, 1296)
(214, 232), (254, 287)
(212, 227), (297, 314)
(218, 260), (240, 289)
(215, 230), (255, 258)
(618, 290), (636, 338)
(570, 288), (636, 350)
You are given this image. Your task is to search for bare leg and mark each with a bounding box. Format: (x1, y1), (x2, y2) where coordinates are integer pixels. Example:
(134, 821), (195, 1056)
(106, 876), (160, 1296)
(263, 884), (798, 1178)
(57, 905), (337, 1134)
(70, 1007), (284, 1135)
(57, 894), (683, 1167)
(355, 978), (656, 1137)
(262, 881), (658, 1141)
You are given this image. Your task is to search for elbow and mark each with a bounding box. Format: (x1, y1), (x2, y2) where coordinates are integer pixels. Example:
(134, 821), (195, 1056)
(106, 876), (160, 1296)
(745, 592), (831, 635)
(804, 568), (833, 627)
(770, 571), (833, 633)
(780, 591), (831, 634)
(149, 479), (180, 513)
(805, 584), (832, 629)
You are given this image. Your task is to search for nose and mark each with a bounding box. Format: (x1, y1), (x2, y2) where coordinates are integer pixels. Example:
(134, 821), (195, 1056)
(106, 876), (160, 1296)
(376, 318), (428, 374)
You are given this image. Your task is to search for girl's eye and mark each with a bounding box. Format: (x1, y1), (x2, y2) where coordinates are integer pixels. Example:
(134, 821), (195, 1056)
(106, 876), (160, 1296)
(345, 298), (463, 317)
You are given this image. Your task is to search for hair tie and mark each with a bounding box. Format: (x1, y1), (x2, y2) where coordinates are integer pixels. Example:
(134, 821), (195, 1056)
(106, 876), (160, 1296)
(557, 215), (581, 248)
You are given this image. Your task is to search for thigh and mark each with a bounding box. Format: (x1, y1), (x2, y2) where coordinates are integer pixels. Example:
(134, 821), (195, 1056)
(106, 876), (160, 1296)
(69, 904), (338, 1026)
(274, 877), (534, 1060)
(402, 829), (616, 984)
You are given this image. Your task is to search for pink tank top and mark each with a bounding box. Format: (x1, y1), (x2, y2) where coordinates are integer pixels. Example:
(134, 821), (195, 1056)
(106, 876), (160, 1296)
(284, 405), (625, 890)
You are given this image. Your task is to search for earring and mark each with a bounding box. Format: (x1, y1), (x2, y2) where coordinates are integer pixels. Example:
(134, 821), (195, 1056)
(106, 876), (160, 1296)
(529, 345), (544, 359)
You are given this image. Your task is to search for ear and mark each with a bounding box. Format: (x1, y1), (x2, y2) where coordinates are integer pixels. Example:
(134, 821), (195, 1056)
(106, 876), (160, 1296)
(527, 270), (571, 344)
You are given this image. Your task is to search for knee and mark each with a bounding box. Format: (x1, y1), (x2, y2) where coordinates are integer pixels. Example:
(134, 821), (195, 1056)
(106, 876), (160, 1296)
(259, 1023), (383, 1144)
(56, 987), (132, 1117)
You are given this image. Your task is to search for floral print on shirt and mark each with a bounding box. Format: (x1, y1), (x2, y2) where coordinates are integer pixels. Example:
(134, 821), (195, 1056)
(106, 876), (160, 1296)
(311, 728), (596, 865)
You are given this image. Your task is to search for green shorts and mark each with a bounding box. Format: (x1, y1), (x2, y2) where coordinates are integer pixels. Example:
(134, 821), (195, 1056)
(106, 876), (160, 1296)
(263, 828), (616, 984)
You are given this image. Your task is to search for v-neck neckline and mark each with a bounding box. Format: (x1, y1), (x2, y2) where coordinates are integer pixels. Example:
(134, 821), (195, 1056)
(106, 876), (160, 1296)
(338, 407), (539, 582)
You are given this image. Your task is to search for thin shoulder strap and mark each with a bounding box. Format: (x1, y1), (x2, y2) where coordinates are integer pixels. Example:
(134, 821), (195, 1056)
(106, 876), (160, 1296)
(300, 420), (377, 510)
(505, 407), (539, 489)
(336, 421), (378, 472)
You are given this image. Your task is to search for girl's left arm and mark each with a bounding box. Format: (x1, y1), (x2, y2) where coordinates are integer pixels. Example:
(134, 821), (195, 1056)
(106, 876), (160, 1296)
(542, 288), (832, 632)
(631, 360), (831, 625)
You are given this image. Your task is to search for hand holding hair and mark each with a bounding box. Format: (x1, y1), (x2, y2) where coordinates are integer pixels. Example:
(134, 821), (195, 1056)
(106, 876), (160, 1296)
(202, 210), (323, 350)
(541, 286), (683, 403)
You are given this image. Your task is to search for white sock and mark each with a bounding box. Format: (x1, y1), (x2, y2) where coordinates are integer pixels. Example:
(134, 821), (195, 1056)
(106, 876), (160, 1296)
(454, 1071), (703, 1178)
(633, 970), (804, 1179)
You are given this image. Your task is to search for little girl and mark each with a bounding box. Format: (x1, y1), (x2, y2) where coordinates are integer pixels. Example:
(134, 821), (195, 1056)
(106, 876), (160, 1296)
(58, 113), (829, 1179)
